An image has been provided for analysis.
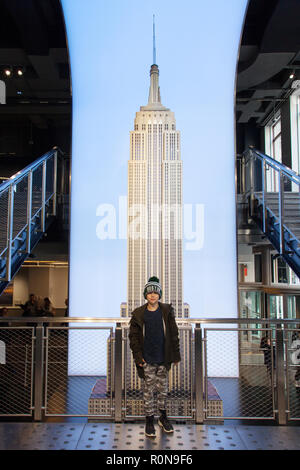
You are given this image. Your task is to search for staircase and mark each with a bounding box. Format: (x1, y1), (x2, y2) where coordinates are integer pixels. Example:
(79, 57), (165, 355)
(0, 148), (59, 295)
(245, 147), (300, 278)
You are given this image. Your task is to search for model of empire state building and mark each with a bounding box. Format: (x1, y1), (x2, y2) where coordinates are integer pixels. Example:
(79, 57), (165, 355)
(88, 24), (224, 420)
(103, 22), (192, 418)
(121, 22), (191, 416)
(124, 20), (188, 320)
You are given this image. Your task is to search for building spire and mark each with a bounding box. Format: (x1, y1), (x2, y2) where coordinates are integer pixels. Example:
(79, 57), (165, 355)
(147, 15), (162, 107)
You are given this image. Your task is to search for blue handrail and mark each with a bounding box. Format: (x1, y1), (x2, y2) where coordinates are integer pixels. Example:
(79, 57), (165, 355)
(0, 147), (60, 284)
(249, 147), (300, 186)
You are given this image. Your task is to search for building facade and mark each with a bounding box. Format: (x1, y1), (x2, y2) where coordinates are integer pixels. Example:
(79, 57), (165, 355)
(125, 62), (184, 318)
(117, 55), (192, 411)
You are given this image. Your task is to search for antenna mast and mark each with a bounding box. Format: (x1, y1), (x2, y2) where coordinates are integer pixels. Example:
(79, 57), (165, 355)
(153, 14), (156, 65)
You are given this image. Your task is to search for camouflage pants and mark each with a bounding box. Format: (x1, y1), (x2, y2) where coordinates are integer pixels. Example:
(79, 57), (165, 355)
(142, 363), (168, 417)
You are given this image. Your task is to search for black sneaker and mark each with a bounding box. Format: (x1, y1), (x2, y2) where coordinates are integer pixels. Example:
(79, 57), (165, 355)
(145, 415), (156, 437)
(158, 410), (174, 433)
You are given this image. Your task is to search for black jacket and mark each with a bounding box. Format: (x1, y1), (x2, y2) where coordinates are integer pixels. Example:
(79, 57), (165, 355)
(129, 302), (181, 379)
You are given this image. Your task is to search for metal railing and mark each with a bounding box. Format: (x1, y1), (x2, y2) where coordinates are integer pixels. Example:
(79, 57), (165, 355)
(240, 147), (300, 255)
(1, 316), (300, 424)
(0, 148), (62, 284)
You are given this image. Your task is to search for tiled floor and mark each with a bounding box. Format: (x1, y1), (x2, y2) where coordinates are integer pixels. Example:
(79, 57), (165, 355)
(0, 422), (300, 450)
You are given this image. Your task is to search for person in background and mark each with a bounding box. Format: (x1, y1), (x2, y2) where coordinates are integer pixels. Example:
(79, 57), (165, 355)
(64, 298), (69, 317)
(35, 296), (44, 315)
(38, 297), (55, 328)
(20, 294), (38, 317)
(62, 298), (69, 327)
(0, 308), (9, 328)
(42, 297), (55, 317)
(260, 335), (275, 381)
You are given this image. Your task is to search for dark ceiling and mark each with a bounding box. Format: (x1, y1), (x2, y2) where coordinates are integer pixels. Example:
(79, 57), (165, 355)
(237, 0), (300, 126)
(0, 0), (299, 167)
(0, 0), (69, 106)
(0, 0), (70, 171)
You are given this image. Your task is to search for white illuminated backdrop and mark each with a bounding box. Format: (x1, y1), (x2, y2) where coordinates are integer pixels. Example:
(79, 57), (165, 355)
(61, 0), (248, 376)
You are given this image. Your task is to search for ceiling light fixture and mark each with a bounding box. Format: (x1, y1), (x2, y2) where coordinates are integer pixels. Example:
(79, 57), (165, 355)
(4, 67), (12, 77)
(2, 65), (25, 78)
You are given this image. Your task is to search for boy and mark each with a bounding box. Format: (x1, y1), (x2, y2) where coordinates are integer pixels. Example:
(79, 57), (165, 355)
(129, 276), (181, 437)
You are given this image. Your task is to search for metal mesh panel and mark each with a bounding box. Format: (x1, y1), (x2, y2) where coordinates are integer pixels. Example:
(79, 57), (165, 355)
(204, 328), (275, 420)
(286, 329), (300, 420)
(12, 177), (28, 240)
(170, 327), (193, 419)
(45, 327), (113, 417)
(0, 327), (34, 416)
(0, 189), (8, 256)
(123, 326), (193, 419)
(46, 156), (54, 201)
(46, 156), (55, 215)
(2, 321), (300, 423)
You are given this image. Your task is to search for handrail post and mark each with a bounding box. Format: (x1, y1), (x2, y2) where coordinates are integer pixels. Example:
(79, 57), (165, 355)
(26, 171), (32, 253)
(194, 323), (204, 423)
(6, 185), (14, 281)
(278, 169), (285, 255)
(33, 324), (44, 421)
(262, 159), (267, 233)
(114, 323), (123, 422)
(41, 160), (47, 232)
(60, 156), (65, 196)
(276, 325), (287, 425)
(249, 148), (255, 217)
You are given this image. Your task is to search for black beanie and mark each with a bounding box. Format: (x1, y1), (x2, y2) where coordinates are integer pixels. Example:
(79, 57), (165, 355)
(143, 276), (162, 299)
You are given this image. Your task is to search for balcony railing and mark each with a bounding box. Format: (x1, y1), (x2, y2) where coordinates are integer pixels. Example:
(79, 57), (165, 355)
(0, 148), (63, 289)
(0, 316), (299, 425)
(238, 147), (300, 254)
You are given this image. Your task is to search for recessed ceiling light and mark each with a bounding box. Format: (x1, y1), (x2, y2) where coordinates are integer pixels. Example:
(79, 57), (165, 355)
(4, 68), (12, 77)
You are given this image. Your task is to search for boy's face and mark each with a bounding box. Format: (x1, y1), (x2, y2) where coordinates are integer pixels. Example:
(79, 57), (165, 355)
(146, 292), (159, 305)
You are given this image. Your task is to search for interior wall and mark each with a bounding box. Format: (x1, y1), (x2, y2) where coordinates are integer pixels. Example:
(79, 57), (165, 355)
(0, 121), (71, 168)
(12, 266), (68, 308)
(28, 267), (50, 301)
(236, 121), (262, 154)
(281, 99), (292, 168)
(12, 269), (29, 305)
(49, 267), (68, 308)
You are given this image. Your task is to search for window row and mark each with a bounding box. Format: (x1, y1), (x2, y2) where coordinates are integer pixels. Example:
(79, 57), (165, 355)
(134, 123), (176, 131)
